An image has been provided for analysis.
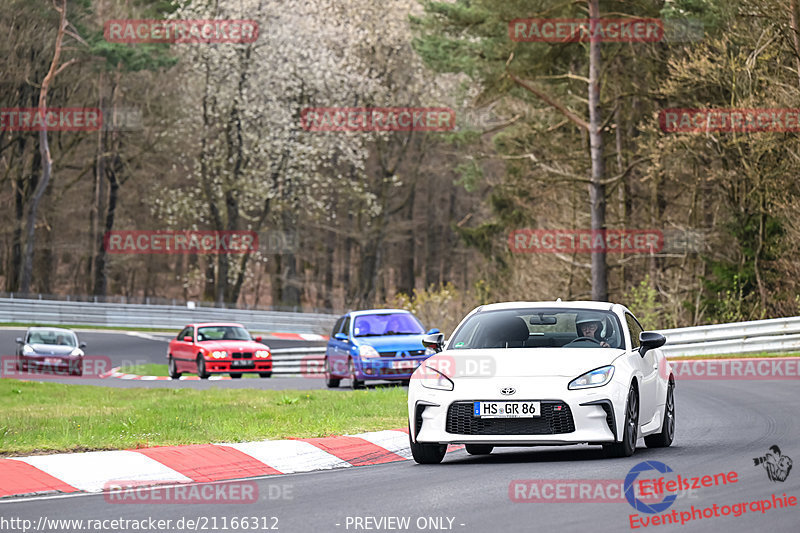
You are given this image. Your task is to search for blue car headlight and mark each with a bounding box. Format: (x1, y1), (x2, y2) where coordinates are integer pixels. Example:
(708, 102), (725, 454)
(358, 344), (380, 359)
(568, 365), (615, 390)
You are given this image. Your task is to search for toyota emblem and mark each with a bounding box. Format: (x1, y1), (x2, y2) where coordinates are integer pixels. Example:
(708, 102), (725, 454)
(500, 387), (516, 395)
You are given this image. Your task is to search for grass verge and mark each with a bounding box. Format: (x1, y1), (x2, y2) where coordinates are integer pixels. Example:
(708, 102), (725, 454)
(0, 379), (407, 456)
(117, 364), (169, 376)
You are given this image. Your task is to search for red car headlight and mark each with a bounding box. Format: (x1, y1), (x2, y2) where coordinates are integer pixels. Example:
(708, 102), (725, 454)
(255, 350), (270, 359)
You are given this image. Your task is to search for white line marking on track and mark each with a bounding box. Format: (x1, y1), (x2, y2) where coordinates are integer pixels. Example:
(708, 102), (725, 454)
(11, 450), (192, 492)
(226, 440), (348, 473)
(353, 430), (413, 460)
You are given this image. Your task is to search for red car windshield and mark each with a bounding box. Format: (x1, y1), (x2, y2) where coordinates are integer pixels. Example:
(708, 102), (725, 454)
(196, 326), (252, 342)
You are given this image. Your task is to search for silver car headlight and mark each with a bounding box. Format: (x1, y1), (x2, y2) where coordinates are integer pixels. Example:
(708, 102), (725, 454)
(568, 365), (615, 390)
(419, 365), (454, 391)
(22, 344), (34, 355)
(70, 348), (84, 356)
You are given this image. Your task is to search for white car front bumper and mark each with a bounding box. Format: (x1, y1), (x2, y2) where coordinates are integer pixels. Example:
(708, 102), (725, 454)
(408, 376), (629, 446)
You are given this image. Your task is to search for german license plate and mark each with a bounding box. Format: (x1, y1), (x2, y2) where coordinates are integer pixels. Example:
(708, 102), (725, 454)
(232, 360), (254, 368)
(391, 360), (418, 370)
(473, 401), (541, 418)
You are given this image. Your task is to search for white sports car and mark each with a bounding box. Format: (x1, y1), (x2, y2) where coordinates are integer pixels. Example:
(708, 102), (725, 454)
(407, 301), (675, 464)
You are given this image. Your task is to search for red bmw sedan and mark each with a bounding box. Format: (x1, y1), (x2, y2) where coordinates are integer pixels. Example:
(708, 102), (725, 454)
(167, 323), (272, 379)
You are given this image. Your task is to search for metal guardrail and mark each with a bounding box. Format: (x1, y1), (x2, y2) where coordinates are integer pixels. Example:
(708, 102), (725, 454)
(3, 297), (798, 369)
(273, 314), (800, 374)
(271, 347), (326, 375)
(0, 297), (337, 336)
(655, 316), (800, 357)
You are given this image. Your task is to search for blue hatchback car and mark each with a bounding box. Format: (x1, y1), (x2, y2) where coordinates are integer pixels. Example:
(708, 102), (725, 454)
(324, 309), (439, 388)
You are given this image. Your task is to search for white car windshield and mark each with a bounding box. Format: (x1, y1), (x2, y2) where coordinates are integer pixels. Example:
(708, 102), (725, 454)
(448, 308), (624, 349)
(28, 330), (78, 347)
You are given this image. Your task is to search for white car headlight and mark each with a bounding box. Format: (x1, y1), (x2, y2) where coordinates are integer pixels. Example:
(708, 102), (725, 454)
(424, 347), (436, 356)
(419, 365), (454, 391)
(358, 344), (380, 358)
(210, 351), (227, 359)
(568, 365), (615, 390)
(255, 350), (270, 358)
(70, 348), (84, 356)
(22, 344), (34, 355)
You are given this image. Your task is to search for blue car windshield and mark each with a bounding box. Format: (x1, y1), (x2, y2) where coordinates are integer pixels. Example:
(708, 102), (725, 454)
(448, 308), (624, 349)
(353, 313), (424, 337)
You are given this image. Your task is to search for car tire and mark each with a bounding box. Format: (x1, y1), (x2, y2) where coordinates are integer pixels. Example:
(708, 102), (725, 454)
(348, 358), (364, 390)
(325, 358), (340, 388)
(72, 364), (83, 377)
(645, 380), (675, 448)
(230, 373), (242, 379)
(168, 356), (182, 379)
(603, 385), (639, 458)
(409, 432), (447, 464)
(259, 372), (272, 378)
(465, 444), (493, 455)
(196, 355), (210, 379)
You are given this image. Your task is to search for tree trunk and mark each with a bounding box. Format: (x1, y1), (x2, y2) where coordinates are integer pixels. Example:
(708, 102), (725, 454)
(791, 0), (800, 89)
(588, 0), (608, 301)
(323, 228), (335, 309)
(397, 181), (416, 295)
(93, 166), (119, 296)
(8, 142), (37, 292)
(20, 0), (71, 294)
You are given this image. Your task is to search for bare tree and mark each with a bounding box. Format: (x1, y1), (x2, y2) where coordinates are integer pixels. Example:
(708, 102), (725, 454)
(20, 0), (76, 293)
(505, 0), (608, 301)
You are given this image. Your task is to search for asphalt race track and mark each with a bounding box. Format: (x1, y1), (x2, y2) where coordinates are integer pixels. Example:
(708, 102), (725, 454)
(2, 380), (799, 532)
(0, 328), (331, 390)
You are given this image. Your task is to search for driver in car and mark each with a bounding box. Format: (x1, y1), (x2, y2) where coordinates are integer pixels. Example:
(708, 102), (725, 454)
(575, 315), (610, 347)
(385, 317), (403, 335)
